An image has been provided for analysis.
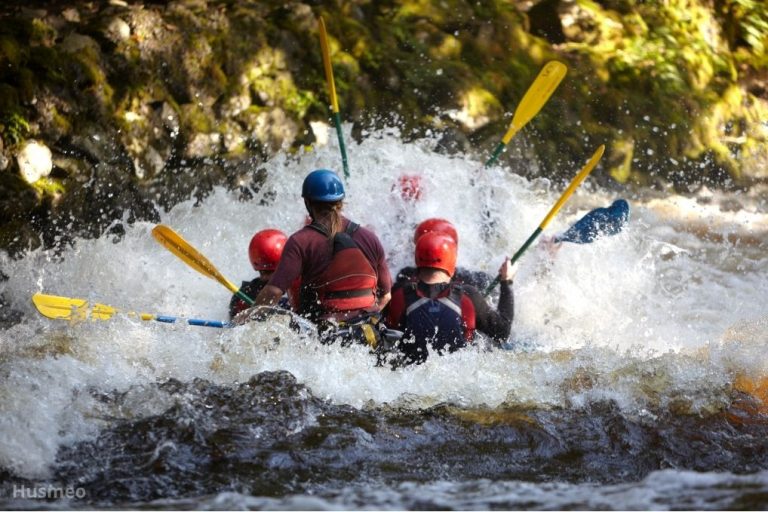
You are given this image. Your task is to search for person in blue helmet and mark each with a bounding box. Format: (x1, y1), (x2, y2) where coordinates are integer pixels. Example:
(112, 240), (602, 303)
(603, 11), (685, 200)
(249, 169), (394, 348)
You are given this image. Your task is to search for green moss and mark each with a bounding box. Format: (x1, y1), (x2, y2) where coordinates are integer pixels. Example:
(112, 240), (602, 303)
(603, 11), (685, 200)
(180, 103), (215, 133)
(0, 111), (29, 147)
(30, 18), (56, 46)
(463, 86), (502, 119)
(394, 1), (450, 25)
(0, 36), (22, 68)
(609, 138), (634, 183)
(429, 34), (462, 61)
(31, 177), (65, 196)
(50, 106), (72, 137)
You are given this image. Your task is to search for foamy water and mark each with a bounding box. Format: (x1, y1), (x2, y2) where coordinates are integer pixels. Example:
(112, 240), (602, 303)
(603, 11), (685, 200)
(1, 128), (767, 495)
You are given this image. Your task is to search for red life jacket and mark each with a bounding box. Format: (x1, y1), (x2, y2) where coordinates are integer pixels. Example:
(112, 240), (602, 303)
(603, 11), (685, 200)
(300, 222), (378, 316)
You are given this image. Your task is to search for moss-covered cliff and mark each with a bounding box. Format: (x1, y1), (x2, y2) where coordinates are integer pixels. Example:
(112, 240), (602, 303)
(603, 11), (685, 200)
(0, 0), (766, 256)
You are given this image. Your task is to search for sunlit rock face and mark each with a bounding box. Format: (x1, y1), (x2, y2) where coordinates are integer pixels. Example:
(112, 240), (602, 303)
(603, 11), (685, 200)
(0, 0), (766, 257)
(16, 140), (52, 184)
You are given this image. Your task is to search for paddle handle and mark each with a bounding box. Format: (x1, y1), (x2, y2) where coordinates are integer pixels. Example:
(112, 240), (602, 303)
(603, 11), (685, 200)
(483, 227), (542, 296)
(236, 289), (255, 306)
(485, 142), (507, 168)
(154, 315), (228, 328)
(139, 313), (229, 328)
(333, 112), (350, 179)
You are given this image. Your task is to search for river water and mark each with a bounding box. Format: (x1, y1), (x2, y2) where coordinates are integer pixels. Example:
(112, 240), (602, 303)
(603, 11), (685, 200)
(1, 128), (767, 510)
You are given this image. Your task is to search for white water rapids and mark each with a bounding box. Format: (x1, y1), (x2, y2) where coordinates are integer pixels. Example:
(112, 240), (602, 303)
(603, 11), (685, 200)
(1, 128), (767, 483)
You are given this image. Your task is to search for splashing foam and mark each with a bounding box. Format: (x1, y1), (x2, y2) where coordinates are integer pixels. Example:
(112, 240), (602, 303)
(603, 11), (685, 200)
(0, 127), (767, 477)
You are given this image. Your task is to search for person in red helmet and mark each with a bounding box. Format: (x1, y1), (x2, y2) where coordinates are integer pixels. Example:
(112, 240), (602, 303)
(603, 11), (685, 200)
(250, 169), (393, 346)
(394, 218), (494, 290)
(229, 228), (289, 318)
(413, 218), (458, 245)
(385, 232), (516, 365)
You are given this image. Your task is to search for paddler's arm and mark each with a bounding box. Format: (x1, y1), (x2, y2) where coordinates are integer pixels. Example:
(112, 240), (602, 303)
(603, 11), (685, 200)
(230, 284), (285, 325)
(377, 291), (391, 310)
(254, 284), (284, 306)
(254, 235), (300, 308)
(466, 258), (517, 344)
(370, 233), (392, 311)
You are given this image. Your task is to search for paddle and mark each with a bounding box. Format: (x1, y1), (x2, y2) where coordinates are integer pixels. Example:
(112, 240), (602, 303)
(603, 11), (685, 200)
(484, 61), (568, 168)
(483, 144), (605, 295)
(401, 62), (566, 208)
(32, 292), (228, 327)
(555, 199), (630, 244)
(318, 16), (350, 179)
(151, 224), (255, 306)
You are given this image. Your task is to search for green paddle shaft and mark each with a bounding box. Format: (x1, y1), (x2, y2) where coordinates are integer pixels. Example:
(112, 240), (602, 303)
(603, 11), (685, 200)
(333, 112), (350, 179)
(485, 142), (507, 168)
(483, 227), (542, 296)
(237, 290), (255, 306)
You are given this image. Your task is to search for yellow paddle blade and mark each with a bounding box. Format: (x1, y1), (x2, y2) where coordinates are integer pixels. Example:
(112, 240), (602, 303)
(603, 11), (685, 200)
(32, 293), (89, 320)
(318, 16), (340, 113)
(32, 293), (117, 321)
(540, 144), (605, 229)
(502, 61), (567, 144)
(33, 292), (161, 323)
(151, 224), (240, 294)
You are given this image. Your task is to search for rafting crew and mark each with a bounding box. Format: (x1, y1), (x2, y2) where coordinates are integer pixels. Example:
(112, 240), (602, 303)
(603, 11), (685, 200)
(384, 231), (517, 365)
(229, 228), (289, 319)
(248, 169), (395, 348)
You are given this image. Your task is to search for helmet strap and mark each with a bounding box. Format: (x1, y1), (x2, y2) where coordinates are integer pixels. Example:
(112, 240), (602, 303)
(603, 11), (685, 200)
(304, 199), (316, 221)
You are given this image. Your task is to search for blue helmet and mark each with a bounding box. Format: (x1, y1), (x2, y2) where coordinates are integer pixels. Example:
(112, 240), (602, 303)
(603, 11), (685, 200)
(301, 169), (345, 202)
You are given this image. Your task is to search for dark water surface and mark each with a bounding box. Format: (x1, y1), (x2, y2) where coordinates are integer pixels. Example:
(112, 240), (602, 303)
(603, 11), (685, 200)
(2, 371), (768, 509)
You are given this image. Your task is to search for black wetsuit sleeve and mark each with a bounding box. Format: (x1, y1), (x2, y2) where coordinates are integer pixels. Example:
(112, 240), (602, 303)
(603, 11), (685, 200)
(229, 278), (268, 319)
(464, 282), (513, 343)
(453, 267), (493, 290)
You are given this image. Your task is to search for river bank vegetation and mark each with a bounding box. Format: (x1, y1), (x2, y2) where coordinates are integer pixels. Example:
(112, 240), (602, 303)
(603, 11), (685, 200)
(0, 0), (766, 256)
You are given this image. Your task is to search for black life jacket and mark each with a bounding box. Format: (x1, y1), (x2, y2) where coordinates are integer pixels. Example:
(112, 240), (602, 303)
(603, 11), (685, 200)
(229, 278), (267, 318)
(300, 221), (377, 318)
(392, 281), (476, 363)
(229, 278), (290, 319)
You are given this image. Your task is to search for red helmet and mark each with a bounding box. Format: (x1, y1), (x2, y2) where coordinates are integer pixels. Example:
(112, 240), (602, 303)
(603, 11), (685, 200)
(395, 174), (423, 202)
(413, 218), (458, 245)
(415, 232), (457, 277)
(248, 229), (287, 271)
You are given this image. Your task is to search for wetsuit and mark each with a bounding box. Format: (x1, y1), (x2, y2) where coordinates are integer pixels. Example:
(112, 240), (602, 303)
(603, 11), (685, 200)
(385, 279), (513, 364)
(394, 266), (494, 291)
